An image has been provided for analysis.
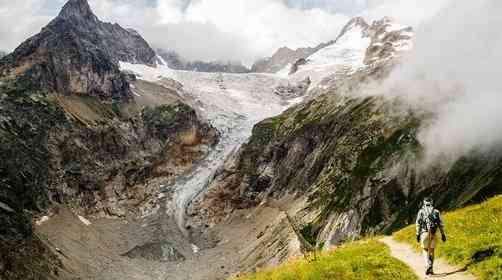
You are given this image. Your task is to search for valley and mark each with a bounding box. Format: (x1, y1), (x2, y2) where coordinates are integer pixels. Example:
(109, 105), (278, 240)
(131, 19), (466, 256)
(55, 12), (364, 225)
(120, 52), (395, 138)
(1, 1), (501, 280)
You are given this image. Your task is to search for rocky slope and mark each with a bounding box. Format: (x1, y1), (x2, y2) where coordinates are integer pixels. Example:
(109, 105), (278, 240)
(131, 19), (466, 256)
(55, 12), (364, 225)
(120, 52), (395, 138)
(157, 49), (250, 73)
(0, 1), (217, 279)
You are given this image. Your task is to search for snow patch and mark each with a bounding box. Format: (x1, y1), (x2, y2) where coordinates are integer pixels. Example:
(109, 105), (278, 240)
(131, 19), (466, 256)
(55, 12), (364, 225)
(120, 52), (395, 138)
(156, 55), (169, 68)
(35, 215), (50, 226)
(288, 24), (371, 85)
(78, 215), (92, 226)
(386, 22), (408, 32)
(191, 244), (200, 254)
(276, 63), (292, 77)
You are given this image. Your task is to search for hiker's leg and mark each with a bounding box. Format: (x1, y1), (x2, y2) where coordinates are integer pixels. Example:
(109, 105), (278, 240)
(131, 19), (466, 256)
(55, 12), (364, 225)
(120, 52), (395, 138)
(422, 249), (430, 271)
(430, 246), (435, 272)
(429, 235), (436, 273)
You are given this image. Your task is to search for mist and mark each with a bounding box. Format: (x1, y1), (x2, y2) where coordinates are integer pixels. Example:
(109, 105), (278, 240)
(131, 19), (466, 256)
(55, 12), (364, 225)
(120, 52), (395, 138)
(375, 0), (502, 163)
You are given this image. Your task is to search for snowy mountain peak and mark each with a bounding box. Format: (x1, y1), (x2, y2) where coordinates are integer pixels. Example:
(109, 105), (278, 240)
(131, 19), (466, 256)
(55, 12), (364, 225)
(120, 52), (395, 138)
(281, 16), (413, 88)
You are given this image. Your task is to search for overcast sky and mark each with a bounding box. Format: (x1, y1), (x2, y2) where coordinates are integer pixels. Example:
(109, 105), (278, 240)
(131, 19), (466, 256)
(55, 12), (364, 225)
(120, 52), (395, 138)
(0, 0), (449, 64)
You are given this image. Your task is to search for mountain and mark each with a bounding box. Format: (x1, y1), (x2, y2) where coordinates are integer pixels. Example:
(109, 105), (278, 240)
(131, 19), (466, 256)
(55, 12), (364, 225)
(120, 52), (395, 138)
(157, 49), (250, 73)
(0, 50), (6, 58)
(0, 0), (158, 101)
(285, 17), (413, 85)
(187, 17), (501, 272)
(0, 1), (217, 279)
(251, 41), (333, 74)
(251, 16), (412, 80)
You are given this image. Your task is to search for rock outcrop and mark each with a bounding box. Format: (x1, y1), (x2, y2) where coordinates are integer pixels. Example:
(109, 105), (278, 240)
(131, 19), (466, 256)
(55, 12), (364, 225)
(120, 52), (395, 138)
(0, 0), (157, 101)
(0, 1), (218, 279)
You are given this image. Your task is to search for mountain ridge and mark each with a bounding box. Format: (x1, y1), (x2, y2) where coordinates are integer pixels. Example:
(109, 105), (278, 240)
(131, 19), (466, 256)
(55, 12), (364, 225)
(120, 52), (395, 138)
(0, 1), (218, 279)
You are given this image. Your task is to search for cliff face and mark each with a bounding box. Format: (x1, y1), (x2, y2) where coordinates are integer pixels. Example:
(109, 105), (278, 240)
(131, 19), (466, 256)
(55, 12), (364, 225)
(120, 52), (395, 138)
(0, 0), (157, 101)
(0, 1), (218, 279)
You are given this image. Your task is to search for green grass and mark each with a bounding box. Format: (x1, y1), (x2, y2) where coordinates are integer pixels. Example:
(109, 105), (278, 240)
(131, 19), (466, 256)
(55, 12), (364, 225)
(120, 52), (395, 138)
(394, 195), (502, 280)
(235, 239), (417, 280)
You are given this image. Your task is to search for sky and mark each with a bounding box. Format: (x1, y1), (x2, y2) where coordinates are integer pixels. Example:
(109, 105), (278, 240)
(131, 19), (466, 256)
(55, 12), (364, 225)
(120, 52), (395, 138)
(0, 0), (449, 65)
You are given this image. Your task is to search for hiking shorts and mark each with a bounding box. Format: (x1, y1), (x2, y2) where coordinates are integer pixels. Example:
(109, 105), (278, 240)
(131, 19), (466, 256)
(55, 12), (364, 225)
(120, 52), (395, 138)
(420, 232), (437, 249)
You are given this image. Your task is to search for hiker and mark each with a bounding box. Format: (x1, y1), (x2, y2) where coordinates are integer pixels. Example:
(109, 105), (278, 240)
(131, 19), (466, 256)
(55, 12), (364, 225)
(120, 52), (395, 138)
(415, 197), (447, 276)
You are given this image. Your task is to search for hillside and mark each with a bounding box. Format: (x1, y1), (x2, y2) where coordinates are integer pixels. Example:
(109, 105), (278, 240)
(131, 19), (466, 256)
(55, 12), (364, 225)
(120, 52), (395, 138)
(236, 195), (501, 280)
(0, 1), (217, 279)
(189, 59), (502, 272)
(394, 195), (502, 280)
(236, 239), (418, 280)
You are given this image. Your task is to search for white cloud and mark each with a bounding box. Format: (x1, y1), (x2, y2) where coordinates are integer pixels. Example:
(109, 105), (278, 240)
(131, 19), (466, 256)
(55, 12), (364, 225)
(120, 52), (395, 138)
(372, 0), (502, 163)
(363, 0), (450, 26)
(1, 0), (452, 65)
(0, 0), (54, 51)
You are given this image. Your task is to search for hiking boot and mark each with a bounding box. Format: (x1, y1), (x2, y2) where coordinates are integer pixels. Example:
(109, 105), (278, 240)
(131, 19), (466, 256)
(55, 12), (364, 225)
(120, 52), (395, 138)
(425, 267), (434, 275)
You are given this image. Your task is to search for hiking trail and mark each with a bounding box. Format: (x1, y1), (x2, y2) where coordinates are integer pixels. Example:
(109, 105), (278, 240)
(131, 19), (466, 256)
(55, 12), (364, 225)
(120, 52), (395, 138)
(381, 236), (476, 280)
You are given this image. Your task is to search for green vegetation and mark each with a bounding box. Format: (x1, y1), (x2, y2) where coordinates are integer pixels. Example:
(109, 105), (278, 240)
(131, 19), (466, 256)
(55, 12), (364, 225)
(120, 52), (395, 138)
(394, 195), (502, 280)
(235, 239), (417, 280)
(142, 102), (195, 140)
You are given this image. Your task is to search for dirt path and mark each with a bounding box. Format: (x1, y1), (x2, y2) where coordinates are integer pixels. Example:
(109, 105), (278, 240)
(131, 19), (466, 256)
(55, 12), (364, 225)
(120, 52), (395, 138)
(381, 236), (476, 280)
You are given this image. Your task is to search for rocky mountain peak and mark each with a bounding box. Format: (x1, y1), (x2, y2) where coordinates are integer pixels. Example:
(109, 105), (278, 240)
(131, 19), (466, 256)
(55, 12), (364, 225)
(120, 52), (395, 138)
(58, 0), (96, 21)
(335, 16), (370, 41)
(0, 0), (158, 101)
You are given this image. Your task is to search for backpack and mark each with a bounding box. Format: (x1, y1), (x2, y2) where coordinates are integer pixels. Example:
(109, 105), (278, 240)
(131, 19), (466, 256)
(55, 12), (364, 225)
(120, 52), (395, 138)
(422, 206), (440, 234)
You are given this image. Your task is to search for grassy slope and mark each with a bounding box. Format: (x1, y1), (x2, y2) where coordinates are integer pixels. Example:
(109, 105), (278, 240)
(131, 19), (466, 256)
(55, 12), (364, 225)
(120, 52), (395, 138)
(394, 195), (502, 280)
(235, 239), (417, 280)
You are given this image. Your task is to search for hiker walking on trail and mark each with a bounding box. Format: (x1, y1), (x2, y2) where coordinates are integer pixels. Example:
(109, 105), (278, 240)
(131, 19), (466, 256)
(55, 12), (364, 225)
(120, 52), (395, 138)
(416, 197), (447, 276)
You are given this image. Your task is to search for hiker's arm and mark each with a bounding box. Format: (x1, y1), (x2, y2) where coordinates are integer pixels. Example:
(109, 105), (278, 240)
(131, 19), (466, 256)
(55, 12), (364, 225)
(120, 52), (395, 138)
(438, 211), (446, 241)
(415, 210), (422, 242)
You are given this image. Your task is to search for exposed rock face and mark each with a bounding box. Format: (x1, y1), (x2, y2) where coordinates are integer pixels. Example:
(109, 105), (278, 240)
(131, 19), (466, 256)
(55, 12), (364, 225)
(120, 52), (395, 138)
(0, 1), (218, 279)
(273, 77), (311, 98)
(0, 0), (157, 101)
(251, 41), (333, 74)
(124, 241), (185, 262)
(157, 49), (250, 73)
(364, 17), (414, 65)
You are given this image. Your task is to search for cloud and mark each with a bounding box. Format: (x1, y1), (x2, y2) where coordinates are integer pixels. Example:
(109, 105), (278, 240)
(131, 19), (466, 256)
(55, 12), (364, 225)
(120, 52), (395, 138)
(286, 0), (368, 14)
(373, 0), (502, 162)
(92, 0), (351, 64)
(0, 0), (54, 51)
(362, 0), (450, 26)
(1, 0), (452, 65)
